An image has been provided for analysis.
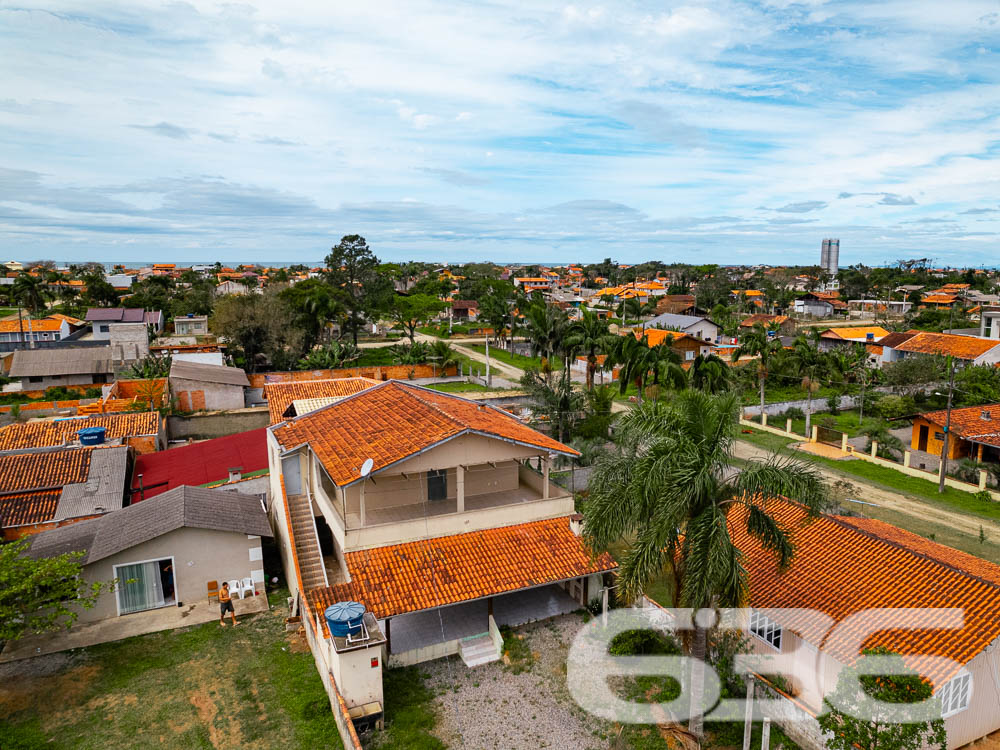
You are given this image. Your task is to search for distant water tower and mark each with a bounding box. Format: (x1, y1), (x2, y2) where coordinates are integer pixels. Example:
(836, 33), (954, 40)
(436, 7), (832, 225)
(820, 238), (839, 276)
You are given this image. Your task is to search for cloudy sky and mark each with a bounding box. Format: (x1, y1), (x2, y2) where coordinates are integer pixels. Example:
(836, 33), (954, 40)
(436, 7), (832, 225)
(2, 1), (999, 266)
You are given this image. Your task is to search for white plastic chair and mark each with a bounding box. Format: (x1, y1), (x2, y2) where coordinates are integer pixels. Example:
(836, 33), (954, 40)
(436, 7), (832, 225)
(226, 579), (242, 599)
(240, 577), (255, 598)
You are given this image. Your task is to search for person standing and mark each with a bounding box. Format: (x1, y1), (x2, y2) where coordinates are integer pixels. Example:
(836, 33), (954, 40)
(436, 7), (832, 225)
(219, 581), (237, 626)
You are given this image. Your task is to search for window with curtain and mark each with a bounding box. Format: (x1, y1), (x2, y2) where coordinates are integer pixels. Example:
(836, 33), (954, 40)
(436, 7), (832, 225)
(116, 561), (166, 615)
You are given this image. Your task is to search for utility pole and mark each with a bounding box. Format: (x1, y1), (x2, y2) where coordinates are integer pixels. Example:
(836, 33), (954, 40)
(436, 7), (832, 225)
(485, 334), (492, 388)
(858, 356), (867, 426)
(938, 357), (957, 494)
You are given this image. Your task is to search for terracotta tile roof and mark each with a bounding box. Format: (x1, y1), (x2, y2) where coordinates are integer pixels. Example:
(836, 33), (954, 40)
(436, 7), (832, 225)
(920, 294), (958, 304)
(641, 329), (701, 347)
(731, 500), (1000, 686)
(740, 314), (789, 328)
(820, 326), (890, 341)
(877, 330), (920, 349)
(263, 377), (380, 424)
(308, 517), (616, 619)
(0, 318), (64, 333)
(895, 331), (1000, 360)
(917, 403), (1000, 446)
(0, 448), (93, 493)
(0, 489), (63, 528)
(0, 412), (160, 452)
(271, 381), (579, 486)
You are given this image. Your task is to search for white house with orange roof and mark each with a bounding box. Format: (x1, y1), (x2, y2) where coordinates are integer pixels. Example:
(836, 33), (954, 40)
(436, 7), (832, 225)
(265, 380), (614, 741)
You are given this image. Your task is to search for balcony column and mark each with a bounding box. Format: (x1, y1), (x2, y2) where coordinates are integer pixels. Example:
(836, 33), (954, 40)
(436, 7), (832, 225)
(456, 465), (465, 513)
(542, 457), (550, 499)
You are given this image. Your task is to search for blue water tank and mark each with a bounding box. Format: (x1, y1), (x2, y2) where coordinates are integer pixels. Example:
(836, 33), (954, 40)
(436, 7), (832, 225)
(77, 427), (107, 446)
(325, 601), (365, 638)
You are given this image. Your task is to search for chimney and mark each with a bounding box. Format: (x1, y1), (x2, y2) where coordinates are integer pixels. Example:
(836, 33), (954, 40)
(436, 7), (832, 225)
(569, 513), (584, 537)
(228, 466), (243, 482)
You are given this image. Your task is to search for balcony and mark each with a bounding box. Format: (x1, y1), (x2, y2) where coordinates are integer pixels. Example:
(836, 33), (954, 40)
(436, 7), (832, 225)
(316, 462), (575, 551)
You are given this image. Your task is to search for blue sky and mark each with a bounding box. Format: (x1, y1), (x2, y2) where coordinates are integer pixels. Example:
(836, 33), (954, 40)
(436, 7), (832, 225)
(1, 1), (999, 267)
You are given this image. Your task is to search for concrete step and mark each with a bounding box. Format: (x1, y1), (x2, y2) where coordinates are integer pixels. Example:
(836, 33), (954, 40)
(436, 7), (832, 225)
(459, 634), (499, 668)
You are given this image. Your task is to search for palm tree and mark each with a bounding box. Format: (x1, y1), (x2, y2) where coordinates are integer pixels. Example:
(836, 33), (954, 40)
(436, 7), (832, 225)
(565, 308), (611, 390)
(791, 334), (826, 436)
(583, 390), (828, 738)
(731, 323), (784, 418)
(690, 353), (731, 394)
(646, 336), (688, 394)
(524, 302), (567, 383)
(12, 273), (51, 316)
(606, 333), (653, 402)
(428, 340), (460, 375)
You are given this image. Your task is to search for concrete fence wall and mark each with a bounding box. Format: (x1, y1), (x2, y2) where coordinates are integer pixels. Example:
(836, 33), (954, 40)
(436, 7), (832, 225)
(741, 383), (940, 418)
(167, 406), (269, 441)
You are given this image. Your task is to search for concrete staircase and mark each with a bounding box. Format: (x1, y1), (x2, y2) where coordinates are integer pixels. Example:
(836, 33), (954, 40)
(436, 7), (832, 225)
(287, 494), (328, 591)
(459, 633), (500, 667)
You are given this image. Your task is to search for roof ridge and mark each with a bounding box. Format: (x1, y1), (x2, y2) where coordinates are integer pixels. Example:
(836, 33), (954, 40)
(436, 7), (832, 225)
(279, 378), (391, 425)
(829, 514), (1000, 592)
(393, 381), (468, 429)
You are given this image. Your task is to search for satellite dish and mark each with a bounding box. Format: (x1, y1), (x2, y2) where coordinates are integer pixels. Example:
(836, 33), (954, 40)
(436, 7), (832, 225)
(360, 458), (374, 478)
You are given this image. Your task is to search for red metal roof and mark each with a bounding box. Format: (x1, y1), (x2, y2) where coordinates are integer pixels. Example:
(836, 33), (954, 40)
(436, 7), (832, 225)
(131, 428), (267, 500)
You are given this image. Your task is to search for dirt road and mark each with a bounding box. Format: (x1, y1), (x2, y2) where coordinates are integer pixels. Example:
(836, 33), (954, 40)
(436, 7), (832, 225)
(733, 439), (1000, 540)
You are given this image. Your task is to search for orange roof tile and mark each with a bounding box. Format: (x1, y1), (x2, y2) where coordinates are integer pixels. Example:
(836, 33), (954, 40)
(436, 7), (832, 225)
(0, 489), (63, 529)
(0, 448), (93, 492)
(0, 318), (64, 333)
(895, 331), (1000, 360)
(920, 294), (958, 304)
(309, 517), (616, 619)
(641, 329), (702, 347)
(731, 500), (1000, 686)
(740, 314), (789, 328)
(0, 412), (160, 452)
(917, 403), (1000, 446)
(820, 326), (890, 341)
(271, 381), (578, 486)
(263, 377), (380, 424)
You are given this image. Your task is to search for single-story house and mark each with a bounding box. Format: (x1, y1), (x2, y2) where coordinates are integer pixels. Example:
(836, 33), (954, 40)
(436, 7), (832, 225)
(451, 300), (479, 321)
(980, 305), (1000, 340)
(817, 326), (890, 352)
(0, 411), (164, 455)
(644, 312), (720, 342)
(892, 331), (1000, 366)
(8, 346), (116, 390)
(0, 446), (129, 539)
(739, 314), (795, 335)
(641, 328), (714, 361)
(26, 486), (272, 623)
(131, 427), (269, 501)
(174, 314), (209, 336)
(86, 308), (164, 339)
(169, 360), (250, 411)
(875, 330), (920, 365)
(911, 404), (1000, 463)
(734, 500), (1000, 749)
(793, 292), (846, 318)
(0, 315), (84, 347)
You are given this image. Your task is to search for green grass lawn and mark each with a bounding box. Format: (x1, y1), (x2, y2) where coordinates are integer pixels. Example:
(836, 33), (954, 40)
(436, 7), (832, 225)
(0, 307), (18, 318)
(0, 593), (343, 750)
(467, 344), (563, 371)
(741, 383), (846, 407)
(737, 430), (1000, 522)
(424, 381), (495, 393)
(753, 408), (888, 439)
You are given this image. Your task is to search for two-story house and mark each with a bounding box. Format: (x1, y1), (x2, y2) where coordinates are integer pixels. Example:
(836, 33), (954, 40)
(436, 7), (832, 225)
(266, 380), (614, 738)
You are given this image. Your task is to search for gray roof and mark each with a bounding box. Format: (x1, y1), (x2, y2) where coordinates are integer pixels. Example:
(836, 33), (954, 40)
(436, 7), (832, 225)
(9, 346), (115, 377)
(28, 485), (272, 565)
(170, 360), (250, 387)
(645, 313), (716, 331)
(85, 308), (162, 325)
(55, 447), (129, 520)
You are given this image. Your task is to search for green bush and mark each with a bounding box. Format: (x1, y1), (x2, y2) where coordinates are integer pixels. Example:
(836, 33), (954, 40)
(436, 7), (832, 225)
(608, 629), (680, 656)
(781, 406), (805, 420)
(872, 394), (916, 420)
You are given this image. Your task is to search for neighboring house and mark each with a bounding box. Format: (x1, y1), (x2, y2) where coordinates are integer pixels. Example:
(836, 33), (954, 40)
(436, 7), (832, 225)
(106, 274), (134, 291)
(980, 305), (1000, 340)
(26, 486), (272, 623)
(793, 292), (846, 317)
(174, 315), (209, 336)
(131, 428), (268, 501)
(8, 346), (116, 390)
(169, 360), (250, 411)
(739, 314), (795, 335)
(512, 277), (553, 294)
(0, 446), (129, 539)
(266, 380), (614, 736)
(86, 308), (164, 339)
(817, 326), (890, 351)
(215, 280), (258, 296)
(644, 312), (720, 342)
(450, 300), (478, 321)
(0, 411), (164, 455)
(641, 328), (714, 362)
(892, 331), (1000, 366)
(734, 500), (1000, 750)
(0, 315), (83, 347)
(655, 294), (698, 316)
(875, 330), (920, 365)
(263, 377), (380, 424)
(911, 404), (1000, 463)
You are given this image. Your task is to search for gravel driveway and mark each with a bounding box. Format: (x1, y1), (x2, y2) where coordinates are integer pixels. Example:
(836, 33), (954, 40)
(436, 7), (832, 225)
(424, 613), (610, 750)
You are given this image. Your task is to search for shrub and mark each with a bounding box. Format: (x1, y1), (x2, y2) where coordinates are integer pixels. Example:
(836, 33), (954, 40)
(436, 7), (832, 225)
(975, 490), (993, 503)
(872, 394), (916, 420)
(608, 629), (680, 656)
(781, 406), (805, 420)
